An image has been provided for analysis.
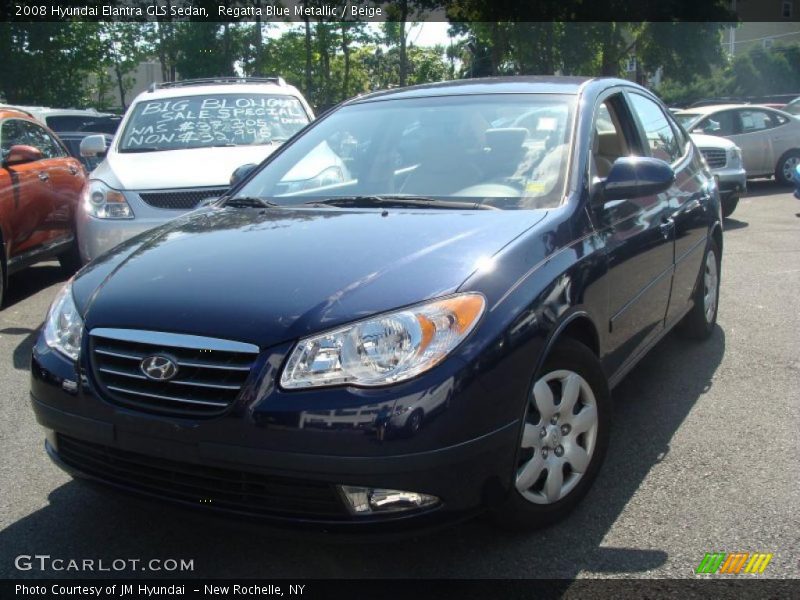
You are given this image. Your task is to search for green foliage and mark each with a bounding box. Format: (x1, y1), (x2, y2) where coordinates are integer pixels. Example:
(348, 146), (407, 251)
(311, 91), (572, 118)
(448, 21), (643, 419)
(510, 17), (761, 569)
(657, 43), (800, 106)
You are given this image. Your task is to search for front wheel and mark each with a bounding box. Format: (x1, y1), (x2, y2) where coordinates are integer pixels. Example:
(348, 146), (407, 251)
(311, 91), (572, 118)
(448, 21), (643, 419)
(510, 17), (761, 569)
(490, 338), (610, 530)
(775, 150), (800, 186)
(721, 195), (739, 218)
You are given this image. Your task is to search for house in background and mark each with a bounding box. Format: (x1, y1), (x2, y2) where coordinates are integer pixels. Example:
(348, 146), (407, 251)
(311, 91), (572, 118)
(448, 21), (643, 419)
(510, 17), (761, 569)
(727, 1), (800, 56)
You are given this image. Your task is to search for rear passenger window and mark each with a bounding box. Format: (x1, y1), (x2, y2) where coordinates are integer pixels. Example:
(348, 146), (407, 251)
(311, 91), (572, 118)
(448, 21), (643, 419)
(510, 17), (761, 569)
(738, 110), (774, 133)
(628, 93), (682, 164)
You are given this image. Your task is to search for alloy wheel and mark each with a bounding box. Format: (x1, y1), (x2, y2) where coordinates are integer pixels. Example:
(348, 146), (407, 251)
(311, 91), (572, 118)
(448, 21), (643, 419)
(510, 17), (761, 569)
(782, 155), (800, 183)
(516, 370), (599, 504)
(704, 249), (718, 323)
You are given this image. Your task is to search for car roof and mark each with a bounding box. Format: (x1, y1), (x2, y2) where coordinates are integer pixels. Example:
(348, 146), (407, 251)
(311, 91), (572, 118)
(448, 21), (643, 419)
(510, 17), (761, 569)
(676, 103), (786, 115)
(346, 76), (612, 104)
(0, 107), (39, 121)
(133, 81), (305, 103)
(5, 105), (111, 117)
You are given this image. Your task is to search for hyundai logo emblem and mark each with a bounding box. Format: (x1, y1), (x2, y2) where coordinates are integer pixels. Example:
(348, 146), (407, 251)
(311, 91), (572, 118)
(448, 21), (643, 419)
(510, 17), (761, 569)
(140, 354), (179, 381)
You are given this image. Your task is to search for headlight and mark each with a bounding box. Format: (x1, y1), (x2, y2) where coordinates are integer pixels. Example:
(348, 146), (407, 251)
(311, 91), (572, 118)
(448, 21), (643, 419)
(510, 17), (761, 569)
(81, 180), (133, 219)
(43, 281), (84, 361)
(728, 146), (743, 167)
(280, 293), (486, 389)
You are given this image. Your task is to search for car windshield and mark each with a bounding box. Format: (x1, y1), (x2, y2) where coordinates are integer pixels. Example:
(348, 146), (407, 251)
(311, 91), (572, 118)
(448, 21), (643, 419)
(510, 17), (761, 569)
(117, 93), (310, 153)
(235, 94), (576, 210)
(675, 113), (703, 129)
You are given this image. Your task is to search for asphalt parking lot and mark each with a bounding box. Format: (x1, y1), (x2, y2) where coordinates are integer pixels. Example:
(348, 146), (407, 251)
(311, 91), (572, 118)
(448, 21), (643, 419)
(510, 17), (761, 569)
(1, 181), (798, 580)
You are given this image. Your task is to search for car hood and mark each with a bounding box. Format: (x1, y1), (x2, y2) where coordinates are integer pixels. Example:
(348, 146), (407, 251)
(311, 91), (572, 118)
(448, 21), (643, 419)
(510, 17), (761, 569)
(74, 207), (547, 348)
(93, 145), (280, 190)
(690, 133), (737, 150)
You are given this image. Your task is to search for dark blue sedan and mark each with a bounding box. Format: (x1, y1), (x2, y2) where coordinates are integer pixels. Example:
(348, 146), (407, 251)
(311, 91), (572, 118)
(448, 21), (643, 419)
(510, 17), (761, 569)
(31, 77), (723, 531)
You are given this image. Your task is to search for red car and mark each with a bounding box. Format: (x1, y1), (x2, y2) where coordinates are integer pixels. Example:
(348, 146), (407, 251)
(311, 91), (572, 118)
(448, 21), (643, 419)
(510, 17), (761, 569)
(0, 107), (86, 307)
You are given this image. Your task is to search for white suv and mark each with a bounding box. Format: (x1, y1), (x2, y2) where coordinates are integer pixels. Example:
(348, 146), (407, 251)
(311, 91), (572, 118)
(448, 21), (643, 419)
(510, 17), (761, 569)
(77, 77), (316, 262)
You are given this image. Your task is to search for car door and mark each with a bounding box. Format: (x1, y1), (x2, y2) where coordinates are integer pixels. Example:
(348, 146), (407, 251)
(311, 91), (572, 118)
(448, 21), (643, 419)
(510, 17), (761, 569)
(590, 91), (676, 376)
(662, 108), (712, 326)
(19, 119), (84, 245)
(0, 118), (51, 260)
(728, 108), (776, 175)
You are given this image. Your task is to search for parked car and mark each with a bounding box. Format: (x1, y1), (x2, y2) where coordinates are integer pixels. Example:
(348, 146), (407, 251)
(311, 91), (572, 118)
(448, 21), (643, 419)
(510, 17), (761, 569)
(0, 107), (86, 306)
(2, 105), (118, 133)
(690, 133), (746, 217)
(31, 76), (722, 531)
(76, 77), (316, 263)
(675, 104), (800, 185)
(57, 132), (114, 171)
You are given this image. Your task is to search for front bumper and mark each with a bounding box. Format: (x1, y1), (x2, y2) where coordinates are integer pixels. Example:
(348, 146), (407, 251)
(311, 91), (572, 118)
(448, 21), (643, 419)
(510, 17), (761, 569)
(712, 165), (747, 199)
(30, 331), (530, 530)
(76, 188), (222, 263)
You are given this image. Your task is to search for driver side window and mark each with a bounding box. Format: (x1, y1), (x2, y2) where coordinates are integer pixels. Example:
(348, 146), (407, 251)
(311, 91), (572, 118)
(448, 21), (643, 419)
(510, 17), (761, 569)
(591, 97), (630, 179)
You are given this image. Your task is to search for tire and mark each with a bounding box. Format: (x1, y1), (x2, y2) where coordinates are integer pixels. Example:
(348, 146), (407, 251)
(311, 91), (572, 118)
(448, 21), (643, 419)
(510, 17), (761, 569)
(58, 239), (83, 274)
(677, 238), (720, 340)
(490, 338), (610, 530)
(775, 150), (800, 187)
(721, 196), (739, 218)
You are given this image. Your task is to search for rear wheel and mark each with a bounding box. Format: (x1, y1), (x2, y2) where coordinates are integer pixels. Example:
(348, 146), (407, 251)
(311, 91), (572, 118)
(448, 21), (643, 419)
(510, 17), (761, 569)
(491, 338), (610, 530)
(775, 150), (800, 186)
(721, 195), (739, 218)
(677, 238), (720, 340)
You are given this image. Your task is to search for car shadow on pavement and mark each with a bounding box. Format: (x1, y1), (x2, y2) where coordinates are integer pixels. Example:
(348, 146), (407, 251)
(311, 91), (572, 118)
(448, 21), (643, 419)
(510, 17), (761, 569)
(743, 179), (793, 198)
(3, 264), (66, 311)
(0, 328), (725, 579)
(722, 217), (748, 231)
(1, 325), (41, 370)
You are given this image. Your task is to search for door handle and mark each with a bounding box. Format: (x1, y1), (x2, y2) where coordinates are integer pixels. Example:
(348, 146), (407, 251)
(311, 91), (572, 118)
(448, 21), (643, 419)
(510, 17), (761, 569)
(38, 172), (49, 182)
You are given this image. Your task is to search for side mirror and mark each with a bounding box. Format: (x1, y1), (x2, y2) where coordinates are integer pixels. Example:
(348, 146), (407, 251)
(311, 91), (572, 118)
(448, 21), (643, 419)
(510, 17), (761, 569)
(80, 134), (108, 158)
(230, 163), (258, 187)
(4, 145), (43, 166)
(597, 157), (675, 203)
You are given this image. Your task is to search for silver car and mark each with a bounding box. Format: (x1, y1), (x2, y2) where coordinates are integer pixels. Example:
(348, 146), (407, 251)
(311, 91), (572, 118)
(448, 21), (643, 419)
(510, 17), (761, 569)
(676, 104), (800, 185)
(690, 133), (746, 218)
(77, 77), (317, 263)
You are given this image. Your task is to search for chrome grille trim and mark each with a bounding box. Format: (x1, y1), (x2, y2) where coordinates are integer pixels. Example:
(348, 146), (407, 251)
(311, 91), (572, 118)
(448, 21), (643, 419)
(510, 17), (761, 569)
(106, 386), (229, 407)
(91, 328), (259, 354)
(700, 148), (727, 169)
(90, 329), (259, 417)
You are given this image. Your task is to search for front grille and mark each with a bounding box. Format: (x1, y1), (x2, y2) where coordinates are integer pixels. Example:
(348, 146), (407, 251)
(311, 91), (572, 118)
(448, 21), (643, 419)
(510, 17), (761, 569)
(700, 148), (727, 169)
(139, 188), (228, 210)
(90, 328), (259, 418)
(56, 435), (347, 519)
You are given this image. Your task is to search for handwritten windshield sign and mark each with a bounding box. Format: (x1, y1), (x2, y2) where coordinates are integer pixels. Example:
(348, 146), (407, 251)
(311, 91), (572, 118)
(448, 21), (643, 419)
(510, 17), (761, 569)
(119, 94), (309, 152)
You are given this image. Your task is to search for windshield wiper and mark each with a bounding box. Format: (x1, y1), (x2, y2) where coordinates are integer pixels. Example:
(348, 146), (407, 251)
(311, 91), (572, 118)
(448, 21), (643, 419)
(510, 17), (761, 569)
(302, 195), (496, 210)
(223, 196), (278, 208)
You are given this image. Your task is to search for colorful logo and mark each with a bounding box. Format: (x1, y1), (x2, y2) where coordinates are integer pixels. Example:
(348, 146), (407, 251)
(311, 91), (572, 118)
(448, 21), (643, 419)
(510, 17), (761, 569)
(696, 552), (773, 574)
